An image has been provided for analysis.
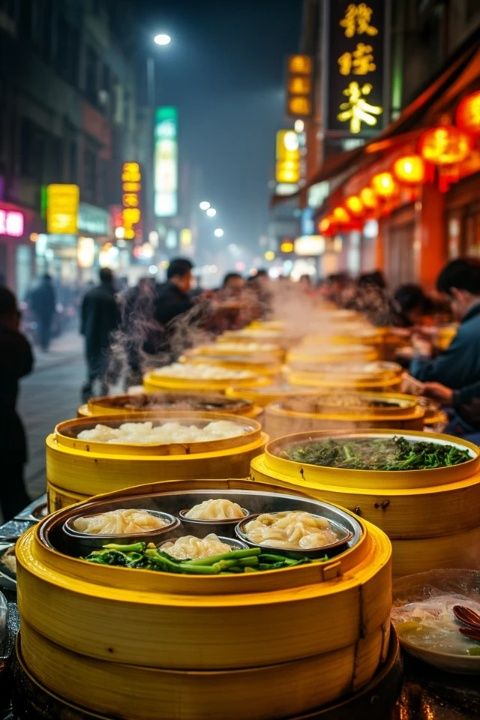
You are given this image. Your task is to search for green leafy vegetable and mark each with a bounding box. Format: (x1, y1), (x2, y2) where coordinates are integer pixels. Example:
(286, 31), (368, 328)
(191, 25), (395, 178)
(285, 436), (471, 471)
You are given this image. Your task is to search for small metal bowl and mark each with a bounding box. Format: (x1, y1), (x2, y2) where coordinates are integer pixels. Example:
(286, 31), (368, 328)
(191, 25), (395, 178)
(63, 510), (179, 556)
(235, 511), (353, 559)
(159, 534), (248, 559)
(178, 507), (250, 538)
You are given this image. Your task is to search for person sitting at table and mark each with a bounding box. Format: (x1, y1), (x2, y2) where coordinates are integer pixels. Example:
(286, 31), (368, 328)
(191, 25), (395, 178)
(423, 377), (480, 441)
(409, 258), (480, 389)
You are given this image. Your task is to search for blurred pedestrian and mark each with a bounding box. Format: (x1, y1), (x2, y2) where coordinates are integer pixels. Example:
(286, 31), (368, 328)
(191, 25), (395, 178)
(0, 287), (33, 520)
(80, 268), (120, 401)
(121, 277), (159, 386)
(28, 273), (56, 351)
(151, 257), (196, 362)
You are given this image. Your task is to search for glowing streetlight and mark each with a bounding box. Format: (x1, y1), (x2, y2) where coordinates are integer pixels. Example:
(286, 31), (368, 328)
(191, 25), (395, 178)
(153, 33), (172, 46)
(199, 201), (211, 211)
(214, 228), (224, 238)
(206, 207), (217, 217)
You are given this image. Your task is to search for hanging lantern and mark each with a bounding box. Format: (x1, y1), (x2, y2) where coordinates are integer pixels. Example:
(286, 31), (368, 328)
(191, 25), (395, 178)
(371, 172), (397, 199)
(392, 155), (426, 185)
(418, 125), (471, 165)
(359, 187), (378, 209)
(345, 195), (364, 216)
(332, 206), (350, 224)
(456, 91), (480, 136)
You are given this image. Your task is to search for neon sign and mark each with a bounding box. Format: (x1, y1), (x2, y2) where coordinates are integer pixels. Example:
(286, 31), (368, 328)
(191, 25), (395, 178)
(0, 208), (24, 237)
(121, 162), (142, 240)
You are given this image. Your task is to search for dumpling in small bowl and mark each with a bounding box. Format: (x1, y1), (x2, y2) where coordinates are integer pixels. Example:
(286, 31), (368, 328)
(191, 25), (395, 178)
(183, 498), (246, 521)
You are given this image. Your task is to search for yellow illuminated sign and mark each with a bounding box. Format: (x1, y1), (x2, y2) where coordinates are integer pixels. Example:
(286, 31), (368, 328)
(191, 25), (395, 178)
(121, 162), (142, 240)
(46, 184), (79, 234)
(340, 3), (378, 37)
(337, 81), (382, 134)
(335, 3), (383, 134)
(180, 228), (192, 248)
(275, 130), (300, 184)
(286, 54), (313, 119)
(280, 241), (294, 253)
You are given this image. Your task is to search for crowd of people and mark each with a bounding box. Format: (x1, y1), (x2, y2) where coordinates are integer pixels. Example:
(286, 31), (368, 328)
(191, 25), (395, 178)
(3, 254), (480, 522)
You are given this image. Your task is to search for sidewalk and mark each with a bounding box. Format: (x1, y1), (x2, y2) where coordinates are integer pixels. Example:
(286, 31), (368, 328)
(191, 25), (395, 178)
(18, 331), (86, 500)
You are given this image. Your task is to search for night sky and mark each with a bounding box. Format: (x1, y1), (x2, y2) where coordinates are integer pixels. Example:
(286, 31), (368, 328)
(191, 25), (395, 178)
(134, 0), (303, 259)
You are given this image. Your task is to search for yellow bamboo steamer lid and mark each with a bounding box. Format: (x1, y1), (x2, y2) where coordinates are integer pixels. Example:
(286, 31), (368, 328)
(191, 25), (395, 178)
(226, 385), (320, 408)
(46, 413), (267, 509)
(186, 341), (285, 362)
(78, 392), (262, 421)
(19, 620), (390, 720)
(143, 364), (271, 394)
(264, 393), (425, 438)
(287, 345), (379, 365)
(181, 352), (282, 377)
(285, 362), (404, 392)
(17, 478), (391, 672)
(250, 452), (480, 538)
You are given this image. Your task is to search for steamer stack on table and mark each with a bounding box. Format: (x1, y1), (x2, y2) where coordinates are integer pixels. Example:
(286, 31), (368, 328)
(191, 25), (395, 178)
(15, 479), (393, 720)
(250, 429), (480, 577)
(45, 412), (267, 511)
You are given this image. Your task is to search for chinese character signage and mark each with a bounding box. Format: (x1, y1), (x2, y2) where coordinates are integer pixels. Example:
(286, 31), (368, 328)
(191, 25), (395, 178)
(286, 55), (313, 118)
(275, 130), (301, 185)
(326, 1), (387, 136)
(154, 107), (178, 218)
(121, 162), (142, 240)
(46, 184), (79, 234)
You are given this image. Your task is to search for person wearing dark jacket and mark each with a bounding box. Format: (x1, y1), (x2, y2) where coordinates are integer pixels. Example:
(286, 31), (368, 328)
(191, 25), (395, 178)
(80, 268), (120, 400)
(152, 257), (195, 362)
(28, 273), (56, 351)
(410, 258), (480, 389)
(0, 287), (33, 519)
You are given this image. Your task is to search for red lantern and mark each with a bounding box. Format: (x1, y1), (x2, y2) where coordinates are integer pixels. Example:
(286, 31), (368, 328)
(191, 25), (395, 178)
(456, 91), (480, 136)
(360, 187), (378, 209)
(392, 155), (426, 185)
(332, 206), (350, 224)
(371, 172), (397, 199)
(418, 125), (471, 165)
(345, 195), (364, 217)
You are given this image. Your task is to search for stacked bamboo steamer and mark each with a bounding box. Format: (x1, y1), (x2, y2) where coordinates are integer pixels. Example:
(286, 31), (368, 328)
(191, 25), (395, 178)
(16, 478), (392, 720)
(77, 391), (263, 420)
(45, 412), (267, 511)
(264, 392), (426, 438)
(143, 362), (271, 394)
(286, 361), (404, 393)
(251, 429), (480, 577)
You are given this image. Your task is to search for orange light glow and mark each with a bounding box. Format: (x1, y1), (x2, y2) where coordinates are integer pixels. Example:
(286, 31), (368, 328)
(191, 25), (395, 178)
(345, 195), (364, 216)
(392, 155), (425, 185)
(332, 206), (351, 224)
(418, 126), (471, 165)
(319, 217), (332, 233)
(359, 187), (378, 209)
(371, 172), (397, 198)
(456, 91), (480, 136)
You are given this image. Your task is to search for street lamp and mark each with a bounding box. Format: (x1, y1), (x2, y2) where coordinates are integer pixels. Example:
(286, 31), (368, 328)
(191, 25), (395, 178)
(199, 201), (211, 211)
(206, 207), (217, 217)
(153, 33), (172, 47)
(214, 228), (224, 238)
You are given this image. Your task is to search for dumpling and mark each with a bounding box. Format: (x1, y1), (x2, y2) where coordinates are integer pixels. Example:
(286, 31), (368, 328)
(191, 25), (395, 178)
(243, 511), (338, 549)
(184, 498), (245, 520)
(73, 509), (168, 535)
(160, 533), (232, 560)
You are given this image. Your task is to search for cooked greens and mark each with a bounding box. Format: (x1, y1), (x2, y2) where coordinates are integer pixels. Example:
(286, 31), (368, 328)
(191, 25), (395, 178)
(83, 542), (320, 574)
(284, 436), (472, 471)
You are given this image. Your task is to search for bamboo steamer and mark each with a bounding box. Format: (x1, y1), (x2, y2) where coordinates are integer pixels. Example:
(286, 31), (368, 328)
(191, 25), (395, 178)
(76, 392), (263, 420)
(227, 384), (320, 408)
(143, 365), (271, 394)
(14, 628), (402, 720)
(16, 478), (392, 719)
(45, 412), (267, 511)
(250, 430), (480, 576)
(186, 341), (285, 362)
(264, 393), (425, 438)
(287, 345), (379, 365)
(286, 361), (403, 392)
(181, 352), (282, 377)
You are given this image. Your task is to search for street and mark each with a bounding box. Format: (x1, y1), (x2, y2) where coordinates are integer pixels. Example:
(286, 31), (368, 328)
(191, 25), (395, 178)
(17, 331), (85, 507)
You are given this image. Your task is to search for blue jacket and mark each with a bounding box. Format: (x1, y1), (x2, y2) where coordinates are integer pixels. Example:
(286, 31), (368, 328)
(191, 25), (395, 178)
(410, 304), (480, 389)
